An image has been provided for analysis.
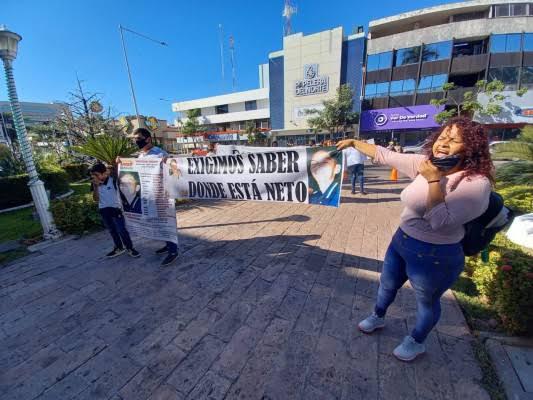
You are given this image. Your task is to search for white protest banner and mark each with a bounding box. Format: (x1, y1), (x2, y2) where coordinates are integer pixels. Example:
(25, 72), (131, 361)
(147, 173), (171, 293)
(165, 147), (344, 207)
(118, 158), (178, 244)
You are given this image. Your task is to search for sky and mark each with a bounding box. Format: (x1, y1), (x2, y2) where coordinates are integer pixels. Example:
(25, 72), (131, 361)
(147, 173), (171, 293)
(3, 0), (447, 122)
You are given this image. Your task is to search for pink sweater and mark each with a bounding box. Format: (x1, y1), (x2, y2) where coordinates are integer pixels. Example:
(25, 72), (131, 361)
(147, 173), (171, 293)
(374, 147), (491, 244)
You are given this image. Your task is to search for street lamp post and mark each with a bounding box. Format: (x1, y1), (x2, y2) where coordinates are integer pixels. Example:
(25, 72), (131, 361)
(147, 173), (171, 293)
(0, 26), (60, 239)
(118, 25), (168, 129)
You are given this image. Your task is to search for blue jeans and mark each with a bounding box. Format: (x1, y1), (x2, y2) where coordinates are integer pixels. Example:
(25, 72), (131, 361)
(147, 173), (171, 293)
(375, 229), (464, 343)
(348, 163), (364, 192)
(100, 208), (133, 250)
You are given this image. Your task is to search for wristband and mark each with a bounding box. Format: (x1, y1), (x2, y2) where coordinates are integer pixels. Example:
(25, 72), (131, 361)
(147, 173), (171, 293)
(427, 180), (440, 184)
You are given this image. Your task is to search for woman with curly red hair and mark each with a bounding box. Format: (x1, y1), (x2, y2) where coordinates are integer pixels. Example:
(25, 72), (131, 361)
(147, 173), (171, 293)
(337, 117), (492, 361)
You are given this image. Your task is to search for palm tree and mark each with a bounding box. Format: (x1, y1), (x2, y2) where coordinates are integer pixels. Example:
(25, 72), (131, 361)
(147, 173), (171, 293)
(73, 135), (136, 168)
(493, 125), (533, 161)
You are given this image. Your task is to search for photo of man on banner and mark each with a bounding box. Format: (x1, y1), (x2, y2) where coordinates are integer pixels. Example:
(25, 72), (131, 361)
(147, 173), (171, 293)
(307, 148), (343, 207)
(119, 171), (142, 214)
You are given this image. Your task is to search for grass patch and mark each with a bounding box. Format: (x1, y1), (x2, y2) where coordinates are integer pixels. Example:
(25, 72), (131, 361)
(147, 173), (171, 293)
(471, 340), (506, 400)
(0, 248), (29, 266)
(452, 273), (500, 331)
(70, 181), (91, 195)
(452, 272), (499, 330)
(0, 207), (42, 242)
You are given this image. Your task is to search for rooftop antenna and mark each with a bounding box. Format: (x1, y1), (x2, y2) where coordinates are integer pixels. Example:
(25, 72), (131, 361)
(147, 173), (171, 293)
(283, 0), (297, 37)
(218, 24), (225, 82)
(229, 35), (236, 91)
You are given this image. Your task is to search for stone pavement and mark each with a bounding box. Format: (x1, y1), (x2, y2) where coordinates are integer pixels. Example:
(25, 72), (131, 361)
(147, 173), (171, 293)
(0, 165), (490, 400)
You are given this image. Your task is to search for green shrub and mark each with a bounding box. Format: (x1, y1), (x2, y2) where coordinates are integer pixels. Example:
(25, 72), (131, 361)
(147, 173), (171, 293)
(498, 185), (533, 214)
(50, 194), (102, 234)
(495, 161), (533, 187)
(0, 144), (25, 177)
(468, 234), (533, 335)
(0, 170), (70, 209)
(63, 163), (89, 182)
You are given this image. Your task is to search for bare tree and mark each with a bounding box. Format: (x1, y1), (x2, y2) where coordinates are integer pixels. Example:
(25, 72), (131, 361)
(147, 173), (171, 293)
(54, 76), (126, 144)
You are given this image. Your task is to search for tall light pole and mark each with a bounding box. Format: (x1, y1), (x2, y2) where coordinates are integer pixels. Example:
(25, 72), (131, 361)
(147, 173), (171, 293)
(118, 25), (168, 129)
(0, 26), (60, 239)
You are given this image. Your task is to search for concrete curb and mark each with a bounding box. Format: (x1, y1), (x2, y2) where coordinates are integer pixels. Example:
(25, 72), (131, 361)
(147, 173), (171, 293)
(477, 331), (533, 348)
(486, 338), (533, 400)
(27, 235), (77, 252)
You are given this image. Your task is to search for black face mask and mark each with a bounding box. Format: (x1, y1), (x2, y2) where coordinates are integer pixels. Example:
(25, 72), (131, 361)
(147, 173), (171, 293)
(135, 138), (148, 149)
(430, 154), (462, 171)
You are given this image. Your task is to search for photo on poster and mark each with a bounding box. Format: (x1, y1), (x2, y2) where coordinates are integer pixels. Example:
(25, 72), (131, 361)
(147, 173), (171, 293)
(166, 159), (188, 199)
(307, 147), (342, 207)
(118, 171), (142, 214)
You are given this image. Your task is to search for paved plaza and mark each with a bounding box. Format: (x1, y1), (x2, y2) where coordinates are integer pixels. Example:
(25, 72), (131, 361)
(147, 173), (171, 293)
(0, 166), (490, 400)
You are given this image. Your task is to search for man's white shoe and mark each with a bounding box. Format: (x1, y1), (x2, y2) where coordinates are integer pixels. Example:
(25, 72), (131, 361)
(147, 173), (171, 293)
(358, 312), (385, 333)
(393, 336), (426, 361)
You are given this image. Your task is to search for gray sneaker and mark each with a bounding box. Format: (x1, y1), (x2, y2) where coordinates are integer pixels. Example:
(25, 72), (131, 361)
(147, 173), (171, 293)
(393, 336), (426, 361)
(358, 312), (385, 333)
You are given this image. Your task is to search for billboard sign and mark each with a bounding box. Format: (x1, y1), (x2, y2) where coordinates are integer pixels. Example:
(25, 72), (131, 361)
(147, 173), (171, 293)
(360, 105), (444, 132)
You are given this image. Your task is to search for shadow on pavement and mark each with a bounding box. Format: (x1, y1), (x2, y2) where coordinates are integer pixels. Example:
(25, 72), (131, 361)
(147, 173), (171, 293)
(340, 196), (401, 204)
(180, 214), (311, 230)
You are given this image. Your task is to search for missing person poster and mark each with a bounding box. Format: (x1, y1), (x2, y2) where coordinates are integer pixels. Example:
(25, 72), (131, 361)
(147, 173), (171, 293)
(164, 147), (343, 207)
(118, 158), (178, 244)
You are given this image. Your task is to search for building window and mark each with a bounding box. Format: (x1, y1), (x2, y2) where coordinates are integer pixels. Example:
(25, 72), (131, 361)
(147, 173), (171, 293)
(490, 34), (522, 53)
(512, 3), (528, 16)
(394, 46), (421, 67)
(365, 82), (389, 98)
(389, 79), (416, 95)
(422, 41), (452, 62)
(366, 51), (393, 71)
(489, 66), (519, 89)
(452, 10), (486, 22)
(245, 100), (257, 111)
(524, 33), (533, 51)
(521, 66), (533, 87)
(493, 3), (528, 17)
(417, 74), (448, 93)
(494, 4), (511, 17)
(453, 39), (487, 57)
(215, 104), (228, 114)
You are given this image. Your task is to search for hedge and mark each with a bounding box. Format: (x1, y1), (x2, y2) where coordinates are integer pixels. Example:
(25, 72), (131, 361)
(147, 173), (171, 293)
(50, 194), (102, 234)
(63, 163), (89, 182)
(0, 170), (70, 209)
(468, 234), (533, 335)
(498, 185), (533, 214)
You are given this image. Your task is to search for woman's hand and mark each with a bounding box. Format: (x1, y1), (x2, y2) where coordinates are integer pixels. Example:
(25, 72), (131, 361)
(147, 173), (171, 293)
(418, 160), (442, 181)
(336, 139), (355, 151)
(336, 139), (377, 159)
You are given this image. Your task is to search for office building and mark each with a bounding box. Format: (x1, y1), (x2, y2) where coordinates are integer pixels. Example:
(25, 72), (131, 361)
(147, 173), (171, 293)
(269, 27), (365, 145)
(361, 0), (533, 145)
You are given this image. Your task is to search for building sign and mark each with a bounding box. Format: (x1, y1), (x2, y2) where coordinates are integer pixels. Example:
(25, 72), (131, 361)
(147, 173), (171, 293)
(360, 105), (444, 132)
(476, 92), (533, 124)
(293, 104), (325, 120)
(295, 64), (329, 97)
(177, 136), (204, 144)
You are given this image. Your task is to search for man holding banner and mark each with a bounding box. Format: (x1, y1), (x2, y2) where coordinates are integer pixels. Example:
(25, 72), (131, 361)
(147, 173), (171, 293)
(118, 128), (179, 267)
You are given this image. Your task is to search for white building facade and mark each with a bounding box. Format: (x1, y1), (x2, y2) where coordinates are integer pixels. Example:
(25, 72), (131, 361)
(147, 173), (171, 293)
(171, 66), (270, 153)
